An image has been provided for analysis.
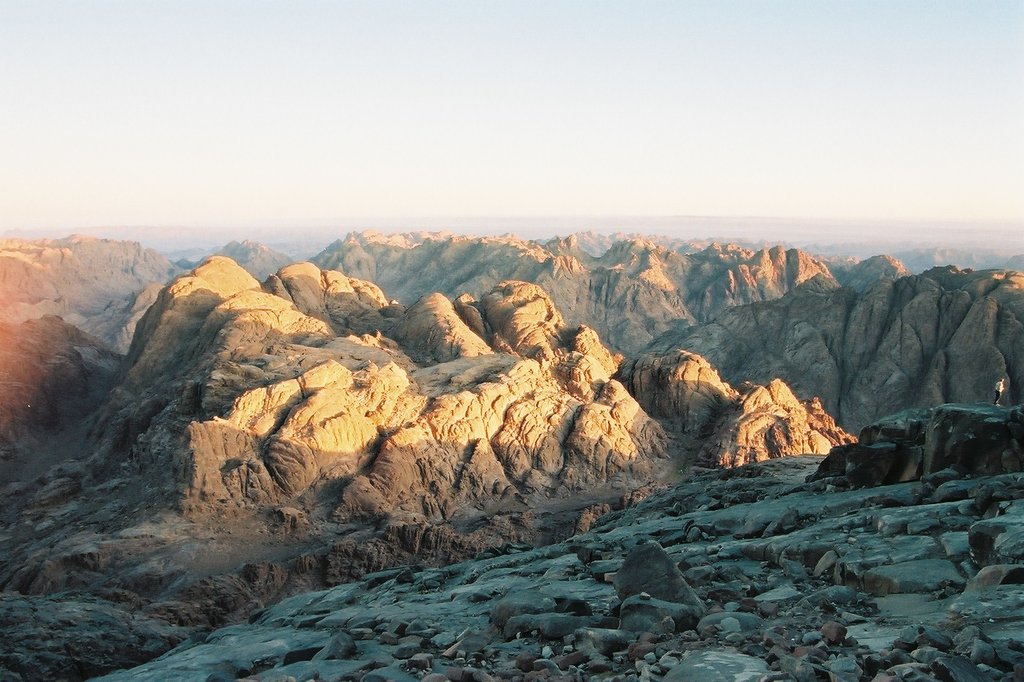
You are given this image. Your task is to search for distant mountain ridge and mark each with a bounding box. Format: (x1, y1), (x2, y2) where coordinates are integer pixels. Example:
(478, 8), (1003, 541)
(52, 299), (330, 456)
(0, 235), (180, 352)
(313, 232), (835, 354)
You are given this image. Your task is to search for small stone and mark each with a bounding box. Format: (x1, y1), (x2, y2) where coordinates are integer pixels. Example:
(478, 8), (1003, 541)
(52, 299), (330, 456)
(814, 550), (839, 577)
(408, 652), (434, 670)
(826, 656), (862, 677)
(393, 642), (422, 660)
(802, 631), (822, 646)
(515, 652), (536, 672)
(910, 646), (941, 664)
(555, 650), (588, 670)
(821, 621), (848, 645)
(532, 658), (560, 674)
(931, 655), (989, 682)
(719, 617), (741, 633)
(969, 640), (995, 665)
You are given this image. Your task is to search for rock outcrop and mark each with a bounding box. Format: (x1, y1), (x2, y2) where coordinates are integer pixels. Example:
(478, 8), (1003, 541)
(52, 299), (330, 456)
(0, 258), (680, 638)
(811, 403), (1024, 487)
(620, 350), (852, 467)
(0, 236), (180, 351)
(0, 594), (186, 681)
(669, 268), (1024, 430)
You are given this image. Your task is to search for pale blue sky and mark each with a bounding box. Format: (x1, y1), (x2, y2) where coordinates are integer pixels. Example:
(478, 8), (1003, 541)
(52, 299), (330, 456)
(1, 1), (1022, 236)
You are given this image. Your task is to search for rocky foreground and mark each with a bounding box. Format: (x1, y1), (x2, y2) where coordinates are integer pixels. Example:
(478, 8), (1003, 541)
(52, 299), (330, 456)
(44, 406), (1017, 682)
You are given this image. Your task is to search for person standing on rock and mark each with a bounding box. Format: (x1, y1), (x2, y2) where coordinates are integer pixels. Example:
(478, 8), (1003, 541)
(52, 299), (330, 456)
(994, 377), (1006, 405)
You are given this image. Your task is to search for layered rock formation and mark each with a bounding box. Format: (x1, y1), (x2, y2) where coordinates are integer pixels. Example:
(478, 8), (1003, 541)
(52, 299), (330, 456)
(96, 259), (667, 522)
(1, 257), (687, 649)
(619, 350), (852, 468)
(668, 268), (1024, 430)
(313, 233), (836, 354)
(0, 236), (180, 352)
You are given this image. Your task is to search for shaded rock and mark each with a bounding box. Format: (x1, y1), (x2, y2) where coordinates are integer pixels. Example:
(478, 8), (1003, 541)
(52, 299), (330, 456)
(0, 594), (185, 681)
(619, 595), (701, 634)
(696, 611), (764, 635)
(489, 593), (558, 629)
(663, 650), (769, 681)
(613, 542), (704, 612)
(312, 632), (358, 661)
(573, 628), (632, 657)
(670, 268), (1024, 431)
(863, 559), (965, 595)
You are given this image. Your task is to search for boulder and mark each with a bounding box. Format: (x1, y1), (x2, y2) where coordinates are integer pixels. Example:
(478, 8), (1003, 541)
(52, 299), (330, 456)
(612, 542), (704, 613)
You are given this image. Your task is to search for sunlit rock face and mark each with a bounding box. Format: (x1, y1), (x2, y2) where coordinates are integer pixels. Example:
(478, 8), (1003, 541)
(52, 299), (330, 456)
(666, 268), (1024, 431)
(312, 233), (837, 354)
(103, 259), (669, 519)
(0, 236), (180, 352)
(620, 350), (852, 468)
(0, 251), (860, 676)
(830, 254), (911, 291)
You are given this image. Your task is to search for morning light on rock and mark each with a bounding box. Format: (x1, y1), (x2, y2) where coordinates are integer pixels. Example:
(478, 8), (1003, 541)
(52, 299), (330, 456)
(1, 2), (1022, 681)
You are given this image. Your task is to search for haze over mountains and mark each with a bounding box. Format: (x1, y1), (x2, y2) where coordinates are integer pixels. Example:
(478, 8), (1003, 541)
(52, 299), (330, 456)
(0, 229), (1022, 680)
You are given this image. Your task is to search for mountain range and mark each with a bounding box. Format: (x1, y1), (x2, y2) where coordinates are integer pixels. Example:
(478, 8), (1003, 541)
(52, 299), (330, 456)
(0, 230), (1021, 680)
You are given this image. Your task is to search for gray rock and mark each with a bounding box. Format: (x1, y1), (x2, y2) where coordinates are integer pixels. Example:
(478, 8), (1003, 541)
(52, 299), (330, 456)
(489, 592), (557, 629)
(862, 559), (964, 595)
(826, 655), (862, 679)
(970, 640), (996, 665)
(311, 631), (357, 661)
(573, 627), (632, 657)
(663, 650), (769, 681)
(932, 655), (989, 682)
(502, 613), (588, 640)
(619, 594), (702, 633)
(612, 541), (705, 613)
(696, 611), (763, 636)
(965, 563), (1024, 590)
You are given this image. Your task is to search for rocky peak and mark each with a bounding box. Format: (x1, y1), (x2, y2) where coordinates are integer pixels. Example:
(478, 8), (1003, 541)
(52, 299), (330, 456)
(215, 240), (294, 280)
(671, 267), (1023, 430)
(620, 350), (852, 467)
(480, 281), (567, 361)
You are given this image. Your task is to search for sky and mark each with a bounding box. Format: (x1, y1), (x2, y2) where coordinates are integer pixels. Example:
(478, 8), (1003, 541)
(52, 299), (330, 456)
(1, 1), (1023, 246)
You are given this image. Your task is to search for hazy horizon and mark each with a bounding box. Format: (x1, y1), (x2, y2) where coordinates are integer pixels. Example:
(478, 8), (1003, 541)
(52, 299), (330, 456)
(4, 215), (1022, 258)
(3, 1), (1023, 235)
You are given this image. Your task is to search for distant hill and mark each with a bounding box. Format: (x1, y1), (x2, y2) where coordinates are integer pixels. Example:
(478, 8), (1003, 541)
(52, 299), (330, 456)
(0, 236), (180, 352)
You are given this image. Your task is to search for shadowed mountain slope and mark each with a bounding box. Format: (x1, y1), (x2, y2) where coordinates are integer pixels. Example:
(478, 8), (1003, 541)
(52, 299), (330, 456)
(659, 267), (1024, 431)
